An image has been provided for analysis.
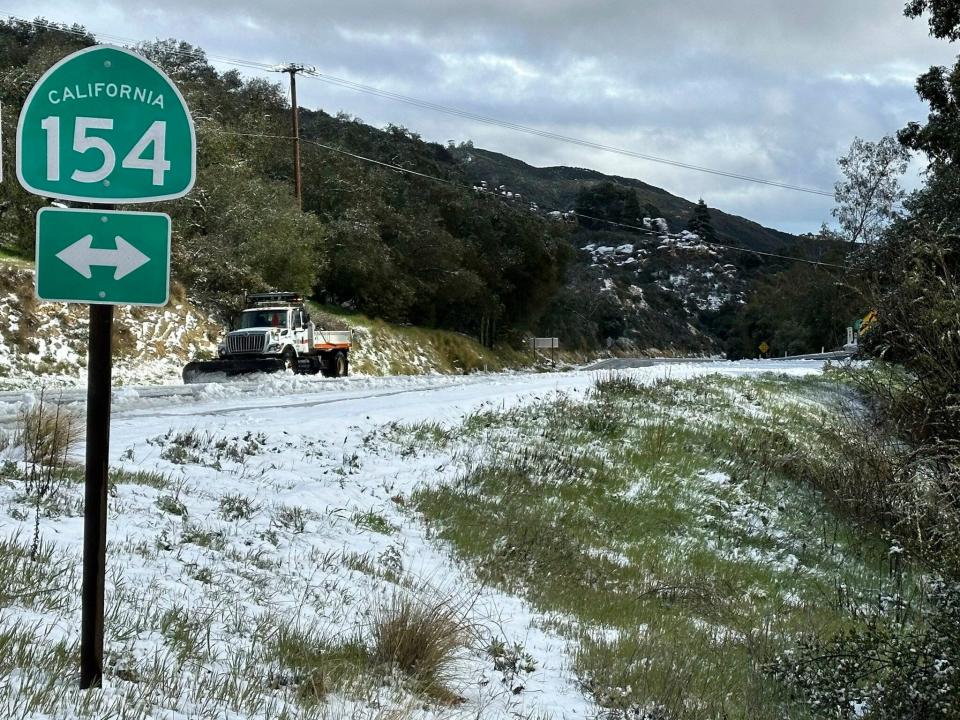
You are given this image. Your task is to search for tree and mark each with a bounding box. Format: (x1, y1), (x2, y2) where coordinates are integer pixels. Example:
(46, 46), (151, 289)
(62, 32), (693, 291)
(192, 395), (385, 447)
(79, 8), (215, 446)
(575, 182), (642, 231)
(686, 199), (717, 242)
(643, 203), (665, 220)
(905, 0), (960, 41)
(832, 136), (909, 244)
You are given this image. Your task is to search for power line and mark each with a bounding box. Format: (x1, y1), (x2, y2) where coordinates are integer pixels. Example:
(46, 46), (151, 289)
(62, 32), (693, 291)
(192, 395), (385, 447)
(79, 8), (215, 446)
(304, 73), (835, 198)
(1, 11), (836, 199)
(6, 13), (845, 268)
(209, 126), (848, 269)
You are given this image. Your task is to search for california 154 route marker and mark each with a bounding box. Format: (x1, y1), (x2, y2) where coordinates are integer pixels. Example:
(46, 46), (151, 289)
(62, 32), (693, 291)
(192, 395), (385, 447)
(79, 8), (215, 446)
(16, 45), (195, 202)
(16, 45), (195, 689)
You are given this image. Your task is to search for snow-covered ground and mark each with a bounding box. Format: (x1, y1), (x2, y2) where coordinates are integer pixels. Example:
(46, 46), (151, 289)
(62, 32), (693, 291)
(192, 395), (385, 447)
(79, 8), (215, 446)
(0, 360), (828, 719)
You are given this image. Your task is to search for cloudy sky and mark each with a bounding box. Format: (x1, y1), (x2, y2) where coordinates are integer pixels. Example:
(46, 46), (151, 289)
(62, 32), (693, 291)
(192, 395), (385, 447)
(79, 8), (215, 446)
(10, 0), (958, 233)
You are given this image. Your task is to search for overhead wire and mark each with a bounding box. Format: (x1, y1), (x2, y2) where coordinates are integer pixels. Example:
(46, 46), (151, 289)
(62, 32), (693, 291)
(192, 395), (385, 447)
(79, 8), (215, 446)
(1, 11), (837, 198)
(209, 126), (849, 269)
(304, 72), (835, 197)
(7, 13), (846, 268)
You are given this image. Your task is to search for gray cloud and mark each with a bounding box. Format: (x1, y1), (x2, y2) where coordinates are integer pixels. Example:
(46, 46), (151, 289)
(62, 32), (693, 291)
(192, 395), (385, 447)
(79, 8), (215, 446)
(11, 0), (957, 232)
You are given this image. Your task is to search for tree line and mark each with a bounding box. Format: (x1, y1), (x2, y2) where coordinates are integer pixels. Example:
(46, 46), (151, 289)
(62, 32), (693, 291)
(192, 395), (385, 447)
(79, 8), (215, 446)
(0, 20), (570, 346)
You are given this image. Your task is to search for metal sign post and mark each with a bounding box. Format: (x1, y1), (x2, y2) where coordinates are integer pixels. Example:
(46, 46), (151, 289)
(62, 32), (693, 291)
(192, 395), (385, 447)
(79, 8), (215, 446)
(16, 44), (195, 689)
(80, 300), (111, 689)
(532, 337), (560, 367)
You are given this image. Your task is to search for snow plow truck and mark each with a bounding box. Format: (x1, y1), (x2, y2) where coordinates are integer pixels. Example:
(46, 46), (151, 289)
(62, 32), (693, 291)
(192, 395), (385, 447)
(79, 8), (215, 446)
(182, 292), (352, 383)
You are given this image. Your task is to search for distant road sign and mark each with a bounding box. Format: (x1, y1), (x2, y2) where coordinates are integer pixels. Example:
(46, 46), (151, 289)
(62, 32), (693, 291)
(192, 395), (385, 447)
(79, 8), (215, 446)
(17, 45), (195, 203)
(532, 337), (559, 349)
(36, 207), (170, 305)
(759, 341), (769, 354)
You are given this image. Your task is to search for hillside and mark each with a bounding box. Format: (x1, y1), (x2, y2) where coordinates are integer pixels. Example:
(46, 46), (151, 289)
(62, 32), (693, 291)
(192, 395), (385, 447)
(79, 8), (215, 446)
(0, 21), (851, 362)
(454, 146), (802, 253)
(295, 107), (847, 355)
(0, 263), (577, 389)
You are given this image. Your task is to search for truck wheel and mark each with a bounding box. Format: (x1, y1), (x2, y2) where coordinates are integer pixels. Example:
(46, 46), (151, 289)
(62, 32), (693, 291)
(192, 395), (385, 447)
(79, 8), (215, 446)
(334, 351), (348, 377)
(282, 348), (298, 374)
(320, 352), (336, 378)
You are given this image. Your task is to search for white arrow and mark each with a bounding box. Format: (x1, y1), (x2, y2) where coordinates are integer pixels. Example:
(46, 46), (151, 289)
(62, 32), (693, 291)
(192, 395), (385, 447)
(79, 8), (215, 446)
(55, 234), (150, 280)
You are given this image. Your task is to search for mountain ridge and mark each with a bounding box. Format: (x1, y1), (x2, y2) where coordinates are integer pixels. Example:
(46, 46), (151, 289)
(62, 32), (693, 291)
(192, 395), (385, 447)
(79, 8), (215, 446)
(456, 145), (804, 252)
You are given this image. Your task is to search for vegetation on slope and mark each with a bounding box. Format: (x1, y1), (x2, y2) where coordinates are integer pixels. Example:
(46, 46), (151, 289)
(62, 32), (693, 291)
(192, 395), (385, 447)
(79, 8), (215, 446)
(408, 371), (926, 719)
(0, 18), (858, 358)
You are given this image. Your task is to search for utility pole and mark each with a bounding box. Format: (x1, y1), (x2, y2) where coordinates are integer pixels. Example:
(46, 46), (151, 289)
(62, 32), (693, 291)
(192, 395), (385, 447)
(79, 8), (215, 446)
(280, 64), (305, 210)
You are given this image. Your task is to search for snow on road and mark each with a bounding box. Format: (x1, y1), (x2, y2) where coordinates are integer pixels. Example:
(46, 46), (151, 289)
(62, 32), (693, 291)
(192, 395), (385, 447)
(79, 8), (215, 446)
(112, 358), (825, 432)
(0, 360), (829, 720)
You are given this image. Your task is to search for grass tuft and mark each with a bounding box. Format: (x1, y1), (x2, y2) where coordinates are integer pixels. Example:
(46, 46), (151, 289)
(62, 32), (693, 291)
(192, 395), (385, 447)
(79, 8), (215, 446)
(371, 591), (472, 703)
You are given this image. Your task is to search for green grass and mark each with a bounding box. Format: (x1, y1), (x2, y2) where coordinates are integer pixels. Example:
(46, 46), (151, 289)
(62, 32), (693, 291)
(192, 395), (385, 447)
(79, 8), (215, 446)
(109, 467), (171, 490)
(351, 508), (397, 535)
(412, 372), (918, 719)
(0, 247), (33, 269)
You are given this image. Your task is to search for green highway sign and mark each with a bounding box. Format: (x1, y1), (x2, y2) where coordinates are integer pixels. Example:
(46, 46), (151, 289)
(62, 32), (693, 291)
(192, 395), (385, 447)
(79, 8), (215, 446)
(17, 45), (195, 203)
(36, 207), (170, 306)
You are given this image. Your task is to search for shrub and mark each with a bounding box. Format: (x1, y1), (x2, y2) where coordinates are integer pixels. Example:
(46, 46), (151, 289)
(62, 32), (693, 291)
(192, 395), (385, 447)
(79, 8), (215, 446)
(14, 394), (80, 474)
(13, 391), (81, 557)
(772, 581), (960, 719)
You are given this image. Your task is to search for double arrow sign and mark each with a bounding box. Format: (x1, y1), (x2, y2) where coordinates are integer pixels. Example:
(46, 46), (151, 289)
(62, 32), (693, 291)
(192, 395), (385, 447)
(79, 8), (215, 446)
(36, 207), (170, 305)
(57, 234), (150, 280)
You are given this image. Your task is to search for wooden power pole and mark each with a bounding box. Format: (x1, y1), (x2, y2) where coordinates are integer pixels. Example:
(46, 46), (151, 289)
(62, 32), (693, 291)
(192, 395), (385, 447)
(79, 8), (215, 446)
(282, 64), (304, 210)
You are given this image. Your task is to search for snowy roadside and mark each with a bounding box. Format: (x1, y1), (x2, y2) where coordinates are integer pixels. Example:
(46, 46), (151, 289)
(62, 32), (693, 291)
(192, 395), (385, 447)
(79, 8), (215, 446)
(0, 360), (830, 719)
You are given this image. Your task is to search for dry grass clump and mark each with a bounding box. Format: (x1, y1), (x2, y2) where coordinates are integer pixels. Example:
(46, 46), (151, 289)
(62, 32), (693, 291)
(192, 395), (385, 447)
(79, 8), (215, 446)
(371, 591), (473, 702)
(14, 394), (81, 472)
(11, 390), (81, 558)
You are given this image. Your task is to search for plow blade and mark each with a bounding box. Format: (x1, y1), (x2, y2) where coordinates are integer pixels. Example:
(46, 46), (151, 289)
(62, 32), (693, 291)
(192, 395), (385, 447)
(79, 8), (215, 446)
(182, 358), (286, 384)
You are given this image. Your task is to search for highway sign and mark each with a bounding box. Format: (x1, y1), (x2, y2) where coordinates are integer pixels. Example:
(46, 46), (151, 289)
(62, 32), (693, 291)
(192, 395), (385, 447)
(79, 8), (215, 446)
(759, 341), (769, 355)
(17, 45), (195, 203)
(36, 207), (170, 305)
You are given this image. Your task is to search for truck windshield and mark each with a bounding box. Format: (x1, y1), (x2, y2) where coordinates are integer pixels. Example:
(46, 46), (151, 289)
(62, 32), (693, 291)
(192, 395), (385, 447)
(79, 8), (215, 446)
(238, 310), (287, 329)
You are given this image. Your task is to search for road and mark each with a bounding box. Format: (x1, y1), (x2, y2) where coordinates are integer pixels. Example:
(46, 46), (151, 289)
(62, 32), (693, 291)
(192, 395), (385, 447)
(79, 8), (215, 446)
(586, 351), (851, 371)
(0, 359), (830, 453)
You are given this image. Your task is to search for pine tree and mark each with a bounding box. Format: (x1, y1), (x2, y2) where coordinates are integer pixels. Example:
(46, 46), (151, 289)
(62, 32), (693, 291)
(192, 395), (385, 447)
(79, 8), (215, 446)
(686, 199), (717, 242)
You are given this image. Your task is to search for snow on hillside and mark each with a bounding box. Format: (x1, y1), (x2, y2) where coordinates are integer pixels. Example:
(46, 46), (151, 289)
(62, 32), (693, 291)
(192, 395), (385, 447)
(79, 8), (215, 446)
(0, 265), (527, 390)
(581, 227), (744, 317)
(0, 266), (219, 389)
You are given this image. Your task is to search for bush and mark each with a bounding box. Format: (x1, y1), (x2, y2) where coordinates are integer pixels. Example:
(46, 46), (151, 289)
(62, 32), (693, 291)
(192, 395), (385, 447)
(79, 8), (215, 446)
(12, 391), (80, 558)
(773, 581), (960, 719)
(14, 395), (80, 473)
(852, 220), (960, 577)
(856, 222), (960, 448)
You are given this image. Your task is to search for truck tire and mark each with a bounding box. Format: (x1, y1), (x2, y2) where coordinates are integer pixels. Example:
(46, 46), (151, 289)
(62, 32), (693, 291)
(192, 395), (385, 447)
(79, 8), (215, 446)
(320, 352), (336, 378)
(282, 347), (298, 374)
(335, 351), (349, 377)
